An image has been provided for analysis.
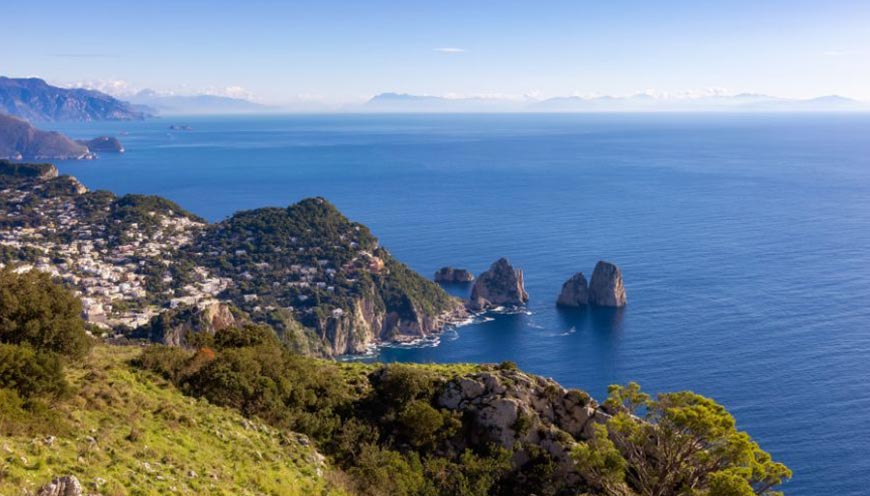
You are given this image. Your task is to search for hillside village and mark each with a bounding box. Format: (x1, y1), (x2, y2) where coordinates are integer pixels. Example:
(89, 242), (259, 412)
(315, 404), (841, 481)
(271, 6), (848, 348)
(0, 163), (457, 355)
(0, 163), (231, 331)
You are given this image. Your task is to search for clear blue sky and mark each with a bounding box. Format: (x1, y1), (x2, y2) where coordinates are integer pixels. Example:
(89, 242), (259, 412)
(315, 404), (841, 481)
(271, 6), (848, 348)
(5, 0), (870, 103)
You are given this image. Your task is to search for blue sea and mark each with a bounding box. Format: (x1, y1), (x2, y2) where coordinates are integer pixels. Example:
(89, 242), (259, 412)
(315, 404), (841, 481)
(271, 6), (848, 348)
(51, 113), (870, 495)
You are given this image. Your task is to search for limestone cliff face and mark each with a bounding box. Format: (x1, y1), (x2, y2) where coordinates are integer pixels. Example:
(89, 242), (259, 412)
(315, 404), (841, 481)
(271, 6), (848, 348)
(434, 267), (474, 283)
(317, 288), (467, 356)
(469, 258), (529, 311)
(436, 367), (611, 483)
(140, 301), (239, 347)
(588, 261), (627, 307)
(556, 272), (589, 307)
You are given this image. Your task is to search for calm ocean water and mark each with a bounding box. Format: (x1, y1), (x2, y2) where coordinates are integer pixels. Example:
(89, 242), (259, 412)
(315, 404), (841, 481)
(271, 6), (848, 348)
(52, 114), (870, 495)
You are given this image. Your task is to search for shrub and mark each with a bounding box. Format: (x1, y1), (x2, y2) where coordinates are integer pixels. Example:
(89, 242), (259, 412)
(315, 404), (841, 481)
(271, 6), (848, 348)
(0, 268), (91, 359)
(0, 343), (67, 399)
(348, 444), (426, 496)
(212, 324), (279, 350)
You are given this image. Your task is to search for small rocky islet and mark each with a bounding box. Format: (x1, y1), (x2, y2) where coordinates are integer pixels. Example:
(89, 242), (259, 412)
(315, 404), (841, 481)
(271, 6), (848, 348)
(556, 261), (627, 308)
(468, 257), (529, 311)
(433, 266), (474, 283)
(436, 257), (626, 311)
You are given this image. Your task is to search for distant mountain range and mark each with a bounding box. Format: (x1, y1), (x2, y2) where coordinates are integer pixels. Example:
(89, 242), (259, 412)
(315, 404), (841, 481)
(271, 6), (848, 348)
(0, 77), (149, 121)
(363, 92), (869, 113)
(127, 89), (271, 115)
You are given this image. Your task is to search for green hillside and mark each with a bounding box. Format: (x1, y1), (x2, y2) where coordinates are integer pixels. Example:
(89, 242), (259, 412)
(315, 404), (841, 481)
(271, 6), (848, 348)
(0, 345), (345, 496)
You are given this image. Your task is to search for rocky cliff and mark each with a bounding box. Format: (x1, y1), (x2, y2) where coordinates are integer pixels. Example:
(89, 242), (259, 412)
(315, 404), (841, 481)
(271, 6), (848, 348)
(0, 77), (149, 121)
(434, 266), (474, 283)
(0, 113), (93, 160)
(588, 261), (627, 307)
(469, 257), (529, 311)
(136, 301), (239, 347)
(434, 364), (611, 486)
(188, 198), (467, 356)
(557, 272), (589, 307)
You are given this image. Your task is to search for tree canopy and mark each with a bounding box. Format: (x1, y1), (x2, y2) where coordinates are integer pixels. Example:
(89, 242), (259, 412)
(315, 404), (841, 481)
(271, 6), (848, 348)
(0, 267), (91, 359)
(573, 382), (791, 496)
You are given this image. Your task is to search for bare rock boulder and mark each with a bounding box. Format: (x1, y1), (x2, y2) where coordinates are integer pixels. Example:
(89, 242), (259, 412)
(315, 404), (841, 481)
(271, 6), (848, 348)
(556, 272), (589, 307)
(588, 261), (627, 307)
(36, 475), (83, 496)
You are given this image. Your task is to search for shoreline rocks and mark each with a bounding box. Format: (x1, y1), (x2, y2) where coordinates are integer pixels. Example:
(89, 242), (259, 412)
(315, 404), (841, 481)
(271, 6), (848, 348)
(469, 258), (529, 311)
(434, 267), (474, 283)
(556, 272), (589, 307)
(588, 261), (627, 307)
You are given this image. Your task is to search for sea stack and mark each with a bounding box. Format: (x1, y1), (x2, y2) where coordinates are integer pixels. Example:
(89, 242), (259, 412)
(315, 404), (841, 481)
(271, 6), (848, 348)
(469, 258), (529, 311)
(556, 272), (589, 307)
(588, 261), (627, 307)
(434, 267), (475, 283)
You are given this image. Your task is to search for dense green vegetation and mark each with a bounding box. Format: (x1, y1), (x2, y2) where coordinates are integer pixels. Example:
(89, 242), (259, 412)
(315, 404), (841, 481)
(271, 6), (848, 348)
(188, 197), (456, 352)
(0, 176), (791, 495)
(0, 161), (56, 180)
(0, 268), (92, 437)
(573, 383), (792, 496)
(137, 339), (526, 496)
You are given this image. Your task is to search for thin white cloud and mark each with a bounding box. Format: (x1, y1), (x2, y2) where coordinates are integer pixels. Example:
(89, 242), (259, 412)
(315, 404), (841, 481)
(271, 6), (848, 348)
(66, 79), (137, 97)
(822, 49), (850, 57)
(203, 85), (255, 101)
(433, 47), (466, 54)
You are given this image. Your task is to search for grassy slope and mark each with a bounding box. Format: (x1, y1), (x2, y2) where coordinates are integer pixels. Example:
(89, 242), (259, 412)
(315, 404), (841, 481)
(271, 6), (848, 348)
(0, 345), (346, 496)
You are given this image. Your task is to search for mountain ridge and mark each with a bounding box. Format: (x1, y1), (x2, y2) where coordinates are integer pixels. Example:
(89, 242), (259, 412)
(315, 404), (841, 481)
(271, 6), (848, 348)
(0, 77), (150, 121)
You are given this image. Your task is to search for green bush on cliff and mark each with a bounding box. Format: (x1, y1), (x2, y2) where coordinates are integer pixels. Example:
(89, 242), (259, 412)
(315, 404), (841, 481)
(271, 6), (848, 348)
(573, 382), (792, 496)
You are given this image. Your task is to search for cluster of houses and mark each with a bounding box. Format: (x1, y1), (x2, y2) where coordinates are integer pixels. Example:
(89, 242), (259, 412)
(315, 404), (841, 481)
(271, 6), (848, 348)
(0, 185), (231, 332)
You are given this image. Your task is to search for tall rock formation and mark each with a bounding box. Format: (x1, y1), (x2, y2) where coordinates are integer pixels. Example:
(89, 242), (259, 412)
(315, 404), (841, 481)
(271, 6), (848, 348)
(469, 258), (529, 311)
(588, 261), (627, 307)
(556, 272), (589, 307)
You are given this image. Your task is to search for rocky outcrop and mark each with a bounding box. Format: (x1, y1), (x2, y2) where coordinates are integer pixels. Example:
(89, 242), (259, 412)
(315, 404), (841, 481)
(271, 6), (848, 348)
(137, 301), (240, 346)
(436, 366), (610, 483)
(0, 160), (58, 180)
(556, 272), (589, 307)
(434, 266), (474, 283)
(316, 286), (468, 356)
(76, 136), (125, 153)
(0, 113), (94, 160)
(469, 258), (529, 311)
(36, 475), (83, 496)
(588, 261), (627, 307)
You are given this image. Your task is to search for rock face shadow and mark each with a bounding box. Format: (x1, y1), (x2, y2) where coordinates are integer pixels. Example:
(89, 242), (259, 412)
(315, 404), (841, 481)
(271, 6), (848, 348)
(555, 305), (590, 335)
(589, 306), (625, 333)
